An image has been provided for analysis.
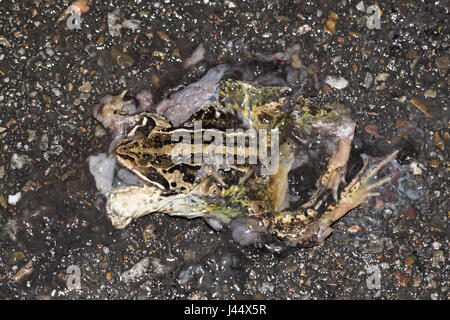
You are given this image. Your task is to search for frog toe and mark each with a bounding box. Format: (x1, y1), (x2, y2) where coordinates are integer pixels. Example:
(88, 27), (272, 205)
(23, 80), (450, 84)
(343, 150), (399, 206)
(351, 150), (398, 187)
(317, 150), (398, 228)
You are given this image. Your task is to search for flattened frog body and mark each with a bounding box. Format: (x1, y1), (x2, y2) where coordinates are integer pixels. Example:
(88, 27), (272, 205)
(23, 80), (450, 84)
(102, 80), (397, 247)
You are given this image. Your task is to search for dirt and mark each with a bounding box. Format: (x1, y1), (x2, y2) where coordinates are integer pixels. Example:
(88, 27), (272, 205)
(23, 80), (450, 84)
(0, 0), (448, 299)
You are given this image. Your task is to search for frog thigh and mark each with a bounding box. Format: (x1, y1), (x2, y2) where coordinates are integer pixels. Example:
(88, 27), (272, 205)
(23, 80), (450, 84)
(267, 141), (295, 212)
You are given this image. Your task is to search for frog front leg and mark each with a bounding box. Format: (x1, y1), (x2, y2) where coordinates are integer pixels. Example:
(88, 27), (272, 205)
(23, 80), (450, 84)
(106, 184), (211, 229)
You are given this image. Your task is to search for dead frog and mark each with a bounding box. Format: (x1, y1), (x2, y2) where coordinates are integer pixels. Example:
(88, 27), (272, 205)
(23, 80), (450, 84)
(98, 80), (397, 247)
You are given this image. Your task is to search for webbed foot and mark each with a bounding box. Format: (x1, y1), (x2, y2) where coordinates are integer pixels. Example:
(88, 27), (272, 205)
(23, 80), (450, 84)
(302, 137), (352, 209)
(318, 150), (399, 228)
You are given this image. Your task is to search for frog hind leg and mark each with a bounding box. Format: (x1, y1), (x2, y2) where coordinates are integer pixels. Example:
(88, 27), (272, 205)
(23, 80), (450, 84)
(302, 137), (352, 209)
(267, 141), (295, 212)
(315, 150), (399, 242)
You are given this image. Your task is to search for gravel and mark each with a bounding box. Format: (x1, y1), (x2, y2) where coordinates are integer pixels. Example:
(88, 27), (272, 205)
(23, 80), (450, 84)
(0, 0), (448, 300)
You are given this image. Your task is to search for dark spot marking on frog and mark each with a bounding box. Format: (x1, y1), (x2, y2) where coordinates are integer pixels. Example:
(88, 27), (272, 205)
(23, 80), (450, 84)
(146, 134), (165, 149)
(134, 117), (157, 137)
(187, 104), (239, 130)
(257, 111), (274, 125)
(167, 164), (198, 185)
(150, 155), (174, 168)
(141, 166), (170, 190)
(115, 153), (135, 164)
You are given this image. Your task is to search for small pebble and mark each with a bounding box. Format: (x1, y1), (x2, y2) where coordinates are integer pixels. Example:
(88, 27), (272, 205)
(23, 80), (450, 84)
(79, 81), (92, 93)
(0, 35), (11, 47)
(380, 262), (390, 269)
(348, 225), (361, 233)
(410, 97), (432, 118)
(431, 251), (445, 268)
(424, 89), (436, 98)
(8, 192), (22, 205)
(184, 44), (205, 69)
(363, 72), (373, 88)
(45, 48), (54, 57)
(111, 47), (134, 68)
(225, 0), (236, 8)
(297, 25), (311, 35)
(10, 153), (30, 170)
(325, 75), (349, 89)
(430, 159), (439, 168)
(94, 125), (107, 137)
(405, 256), (415, 266)
(431, 242), (441, 250)
(406, 49), (418, 59)
(433, 132), (444, 151)
(435, 55), (449, 71)
(356, 1), (365, 11)
(11, 261), (33, 283)
(120, 257), (150, 282)
(324, 12), (338, 34)
(0, 195), (7, 208)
